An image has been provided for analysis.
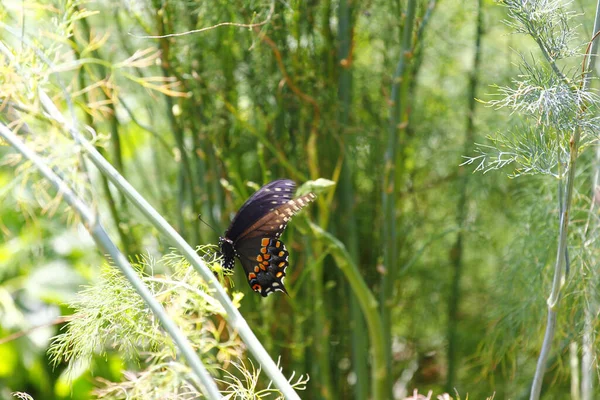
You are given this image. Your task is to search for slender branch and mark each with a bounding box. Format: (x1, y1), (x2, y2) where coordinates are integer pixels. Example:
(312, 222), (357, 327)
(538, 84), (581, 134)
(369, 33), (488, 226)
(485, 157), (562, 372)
(381, 0), (417, 395)
(336, 2), (367, 399)
(581, 4), (600, 400)
(0, 122), (222, 399)
(529, 2), (600, 398)
(0, 316), (74, 345)
(131, 0), (274, 39)
(447, 0), (483, 390)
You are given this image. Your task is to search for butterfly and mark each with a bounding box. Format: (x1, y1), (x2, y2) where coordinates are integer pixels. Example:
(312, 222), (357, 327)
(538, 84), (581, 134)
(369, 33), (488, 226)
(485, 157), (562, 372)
(219, 179), (316, 297)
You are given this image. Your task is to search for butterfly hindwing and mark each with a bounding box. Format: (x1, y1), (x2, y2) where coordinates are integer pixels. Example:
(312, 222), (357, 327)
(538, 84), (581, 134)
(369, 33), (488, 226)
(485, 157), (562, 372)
(237, 236), (290, 297)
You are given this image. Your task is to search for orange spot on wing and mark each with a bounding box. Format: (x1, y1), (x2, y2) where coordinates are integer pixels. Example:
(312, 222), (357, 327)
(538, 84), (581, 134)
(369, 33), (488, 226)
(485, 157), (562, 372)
(262, 261), (269, 266)
(276, 272), (284, 278)
(261, 238), (269, 247)
(275, 241), (281, 248)
(254, 266), (260, 273)
(252, 284), (262, 292)
(278, 262), (286, 268)
(278, 251), (285, 257)
(263, 254), (271, 260)
(248, 272), (257, 280)
(256, 255), (263, 262)
(260, 264), (267, 271)
(260, 247), (267, 254)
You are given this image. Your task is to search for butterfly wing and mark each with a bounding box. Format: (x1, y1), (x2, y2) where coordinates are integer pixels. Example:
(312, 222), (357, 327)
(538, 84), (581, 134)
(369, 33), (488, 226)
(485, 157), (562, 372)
(236, 236), (290, 297)
(224, 179), (297, 242)
(235, 192), (317, 242)
(234, 192), (316, 296)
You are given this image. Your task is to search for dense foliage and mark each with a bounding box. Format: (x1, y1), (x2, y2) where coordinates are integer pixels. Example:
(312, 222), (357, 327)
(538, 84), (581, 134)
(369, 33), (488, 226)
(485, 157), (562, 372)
(1, 0), (600, 399)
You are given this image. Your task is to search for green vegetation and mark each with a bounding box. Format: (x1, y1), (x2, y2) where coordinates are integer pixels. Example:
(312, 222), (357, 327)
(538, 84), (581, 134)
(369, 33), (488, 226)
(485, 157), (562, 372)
(1, 0), (600, 399)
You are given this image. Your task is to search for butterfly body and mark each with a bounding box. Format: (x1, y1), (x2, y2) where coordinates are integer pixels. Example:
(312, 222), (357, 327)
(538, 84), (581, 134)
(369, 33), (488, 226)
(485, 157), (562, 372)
(219, 179), (316, 297)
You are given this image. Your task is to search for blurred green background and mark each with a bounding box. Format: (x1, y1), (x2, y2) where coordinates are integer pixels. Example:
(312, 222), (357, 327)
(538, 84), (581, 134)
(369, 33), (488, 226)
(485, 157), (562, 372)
(1, 0), (600, 399)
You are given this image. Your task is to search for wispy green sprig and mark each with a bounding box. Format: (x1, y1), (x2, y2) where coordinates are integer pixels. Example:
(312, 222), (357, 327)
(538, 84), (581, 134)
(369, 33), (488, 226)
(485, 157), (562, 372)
(502, 0), (579, 61)
(217, 359), (309, 400)
(465, 17), (600, 178)
(487, 59), (585, 124)
(48, 248), (245, 379)
(48, 247), (308, 398)
(461, 125), (565, 177)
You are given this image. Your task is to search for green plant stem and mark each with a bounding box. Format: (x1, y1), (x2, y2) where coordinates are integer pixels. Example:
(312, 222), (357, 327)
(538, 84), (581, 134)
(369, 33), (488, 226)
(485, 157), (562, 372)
(530, 111), (581, 400)
(152, 6), (197, 242)
(381, 0), (416, 392)
(309, 222), (387, 400)
(73, 50), (133, 258)
(569, 342), (581, 399)
(530, 2), (600, 394)
(581, 4), (600, 399)
(0, 122), (222, 399)
(581, 307), (593, 400)
(336, 1), (368, 399)
(446, 0), (483, 391)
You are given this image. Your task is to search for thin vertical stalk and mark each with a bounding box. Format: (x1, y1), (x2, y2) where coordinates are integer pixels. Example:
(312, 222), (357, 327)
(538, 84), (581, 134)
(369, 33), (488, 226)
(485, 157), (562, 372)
(381, 0), (416, 392)
(570, 342), (581, 400)
(337, 1), (368, 399)
(309, 223), (387, 400)
(153, 3), (197, 241)
(310, 253), (333, 399)
(446, 0), (483, 391)
(582, 144), (598, 400)
(73, 19), (136, 256)
(75, 65), (132, 257)
(0, 123), (222, 399)
(581, 307), (593, 400)
(582, 5), (600, 399)
(530, 3), (600, 396)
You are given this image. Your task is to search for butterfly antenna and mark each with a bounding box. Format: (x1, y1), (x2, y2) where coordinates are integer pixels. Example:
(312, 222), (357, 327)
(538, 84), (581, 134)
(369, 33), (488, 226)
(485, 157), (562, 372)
(197, 214), (219, 234)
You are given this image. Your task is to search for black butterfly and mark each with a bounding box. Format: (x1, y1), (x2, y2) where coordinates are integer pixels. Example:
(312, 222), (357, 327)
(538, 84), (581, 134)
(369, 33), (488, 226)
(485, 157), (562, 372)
(219, 179), (316, 297)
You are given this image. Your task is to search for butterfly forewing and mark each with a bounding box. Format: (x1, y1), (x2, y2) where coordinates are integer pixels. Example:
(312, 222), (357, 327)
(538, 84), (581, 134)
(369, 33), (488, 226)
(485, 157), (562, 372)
(225, 179), (297, 242)
(235, 192), (317, 242)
